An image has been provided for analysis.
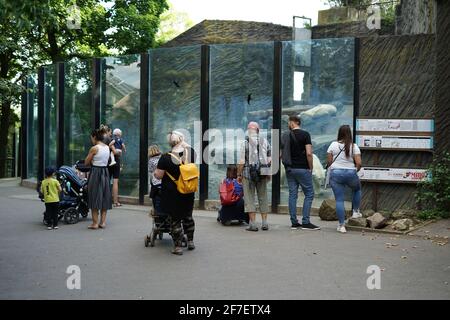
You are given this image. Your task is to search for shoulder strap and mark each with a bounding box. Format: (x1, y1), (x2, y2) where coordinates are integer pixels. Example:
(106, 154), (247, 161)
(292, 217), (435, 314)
(327, 146), (345, 169)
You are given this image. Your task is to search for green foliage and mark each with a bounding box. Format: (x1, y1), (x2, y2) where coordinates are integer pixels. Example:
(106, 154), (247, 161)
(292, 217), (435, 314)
(416, 152), (450, 220)
(0, 0), (170, 177)
(156, 3), (194, 45)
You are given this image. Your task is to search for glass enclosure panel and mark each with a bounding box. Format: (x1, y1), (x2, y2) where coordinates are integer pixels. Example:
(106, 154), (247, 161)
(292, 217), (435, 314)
(44, 65), (57, 168)
(101, 55), (141, 196)
(26, 74), (39, 179)
(281, 38), (355, 205)
(148, 46), (201, 196)
(63, 59), (93, 166)
(208, 42), (274, 200)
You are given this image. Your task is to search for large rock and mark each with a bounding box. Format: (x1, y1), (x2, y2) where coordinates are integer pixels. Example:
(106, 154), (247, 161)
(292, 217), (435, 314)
(367, 212), (387, 229)
(318, 199), (351, 221)
(362, 209), (375, 218)
(392, 209), (417, 220)
(348, 217), (368, 227)
(392, 218), (414, 231)
(319, 199), (338, 221)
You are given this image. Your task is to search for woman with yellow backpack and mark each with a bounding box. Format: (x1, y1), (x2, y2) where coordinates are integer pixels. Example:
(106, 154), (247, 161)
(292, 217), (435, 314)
(154, 131), (199, 255)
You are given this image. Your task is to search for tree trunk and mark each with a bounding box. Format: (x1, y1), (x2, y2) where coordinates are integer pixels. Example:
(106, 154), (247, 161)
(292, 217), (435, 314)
(0, 101), (12, 178)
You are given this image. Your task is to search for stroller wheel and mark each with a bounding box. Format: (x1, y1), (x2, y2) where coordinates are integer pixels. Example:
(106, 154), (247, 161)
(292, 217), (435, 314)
(158, 232), (163, 240)
(64, 208), (79, 224)
(150, 231), (156, 247)
(144, 235), (150, 247)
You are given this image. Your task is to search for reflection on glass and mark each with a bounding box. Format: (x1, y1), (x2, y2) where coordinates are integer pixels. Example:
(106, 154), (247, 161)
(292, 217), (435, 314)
(26, 74), (39, 179)
(44, 65), (57, 168)
(209, 42), (274, 200)
(101, 55), (140, 196)
(148, 46), (201, 196)
(281, 38), (355, 205)
(63, 59), (93, 166)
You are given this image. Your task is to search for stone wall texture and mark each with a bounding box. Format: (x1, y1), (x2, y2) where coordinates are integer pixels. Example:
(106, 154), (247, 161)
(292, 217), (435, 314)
(358, 34), (436, 211)
(395, 0), (437, 35)
(162, 20), (292, 48)
(435, 0), (450, 155)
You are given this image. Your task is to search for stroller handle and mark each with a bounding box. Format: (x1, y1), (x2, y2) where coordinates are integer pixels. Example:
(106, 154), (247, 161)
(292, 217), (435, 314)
(75, 159), (91, 173)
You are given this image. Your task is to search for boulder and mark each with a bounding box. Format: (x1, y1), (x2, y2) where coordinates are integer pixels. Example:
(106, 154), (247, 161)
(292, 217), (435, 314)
(362, 209), (375, 218)
(379, 210), (393, 219)
(318, 199), (351, 221)
(392, 209), (417, 220)
(367, 212), (387, 229)
(348, 217), (368, 227)
(319, 199), (338, 221)
(392, 218), (414, 231)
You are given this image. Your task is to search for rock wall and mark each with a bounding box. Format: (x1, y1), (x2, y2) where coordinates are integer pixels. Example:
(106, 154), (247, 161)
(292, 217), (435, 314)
(435, 0), (450, 155)
(358, 34), (436, 211)
(312, 20), (394, 39)
(395, 0), (437, 35)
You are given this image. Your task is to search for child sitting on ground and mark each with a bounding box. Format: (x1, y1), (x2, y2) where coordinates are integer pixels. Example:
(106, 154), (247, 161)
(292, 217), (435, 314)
(41, 167), (62, 230)
(218, 165), (248, 225)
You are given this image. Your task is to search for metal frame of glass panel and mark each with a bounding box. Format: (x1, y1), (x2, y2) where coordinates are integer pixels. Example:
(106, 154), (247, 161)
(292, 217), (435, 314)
(21, 39), (356, 209)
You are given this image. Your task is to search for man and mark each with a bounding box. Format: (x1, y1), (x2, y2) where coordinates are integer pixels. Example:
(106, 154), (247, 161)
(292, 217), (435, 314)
(281, 115), (320, 230)
(237, 122), (271, 232)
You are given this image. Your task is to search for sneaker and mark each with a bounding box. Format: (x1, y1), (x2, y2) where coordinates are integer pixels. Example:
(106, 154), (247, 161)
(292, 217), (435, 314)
(352, 210), (362, 218)
(291, 222), (302, 229)
(171, 247), (183, 255)
(47, 227), (52, 230)
(187, 241), (195, 250)
(246, 225), (259, 232)
(337, 225), (347, 233)
(53, 226), (59, 230)
(261, 224), (269, 231)
(301, 223), (321, 230)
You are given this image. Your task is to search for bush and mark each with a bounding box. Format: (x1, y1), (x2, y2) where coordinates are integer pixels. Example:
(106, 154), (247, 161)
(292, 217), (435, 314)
(415, 152), (450, 220)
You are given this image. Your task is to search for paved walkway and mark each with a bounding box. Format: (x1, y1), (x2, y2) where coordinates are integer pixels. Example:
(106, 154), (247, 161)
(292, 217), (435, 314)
(0, 179), (449, 299)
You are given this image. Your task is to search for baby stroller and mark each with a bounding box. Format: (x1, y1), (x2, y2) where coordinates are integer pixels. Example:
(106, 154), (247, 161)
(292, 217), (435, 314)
(38, 162), (90, 225)
(144, 188), (187, 248)
(56, 163), (90, 224)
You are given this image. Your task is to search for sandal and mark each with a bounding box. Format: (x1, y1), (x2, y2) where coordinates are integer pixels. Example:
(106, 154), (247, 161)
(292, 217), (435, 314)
(99, 224), (106, 229)
(113, 203), (122, 207)
(88, 224), (99, 230)
(171, 247), (183, 255)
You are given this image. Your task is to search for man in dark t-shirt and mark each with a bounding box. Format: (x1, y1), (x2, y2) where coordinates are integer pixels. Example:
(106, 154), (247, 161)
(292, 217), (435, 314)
(280, 115), (320, 231)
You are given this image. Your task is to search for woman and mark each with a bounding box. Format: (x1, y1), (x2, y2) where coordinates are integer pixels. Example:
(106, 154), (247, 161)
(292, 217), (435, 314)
(218, 165), (248, 226)
(237, 121), (271, 232)
(154, 131), (196, 255)
(326, 125), (362, 233)
(148, 145), (162, 213)
(85, 129), (113, 229)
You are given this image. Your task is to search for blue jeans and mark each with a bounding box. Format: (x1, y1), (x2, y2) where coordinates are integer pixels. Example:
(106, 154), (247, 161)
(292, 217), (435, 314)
(286, 168), (314, 225)
(330, 169), (361, 225)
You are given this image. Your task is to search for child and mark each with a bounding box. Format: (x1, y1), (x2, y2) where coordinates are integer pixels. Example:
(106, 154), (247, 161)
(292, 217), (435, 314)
(41, 167), (62, 230)
(218, 165), (248, 226)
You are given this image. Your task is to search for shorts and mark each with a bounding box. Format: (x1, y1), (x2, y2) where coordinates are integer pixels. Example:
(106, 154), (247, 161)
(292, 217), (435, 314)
(242, 177), (269, 213)
(111, 156), (121, 179)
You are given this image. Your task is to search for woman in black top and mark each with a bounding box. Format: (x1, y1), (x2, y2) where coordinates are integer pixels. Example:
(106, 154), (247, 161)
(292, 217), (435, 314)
(154, 131), (196, 255)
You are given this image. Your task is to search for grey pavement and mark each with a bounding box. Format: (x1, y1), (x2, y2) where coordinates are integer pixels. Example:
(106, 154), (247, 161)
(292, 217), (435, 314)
(0, 178), (449, 300)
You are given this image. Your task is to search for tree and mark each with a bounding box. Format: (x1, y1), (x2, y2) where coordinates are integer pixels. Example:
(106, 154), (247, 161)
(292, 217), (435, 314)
(0, 0), (169, 177)
(155, 2), (194, 45)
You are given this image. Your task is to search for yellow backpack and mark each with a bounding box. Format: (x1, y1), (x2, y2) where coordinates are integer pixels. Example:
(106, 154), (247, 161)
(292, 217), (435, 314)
(166, 152), (199, 194)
